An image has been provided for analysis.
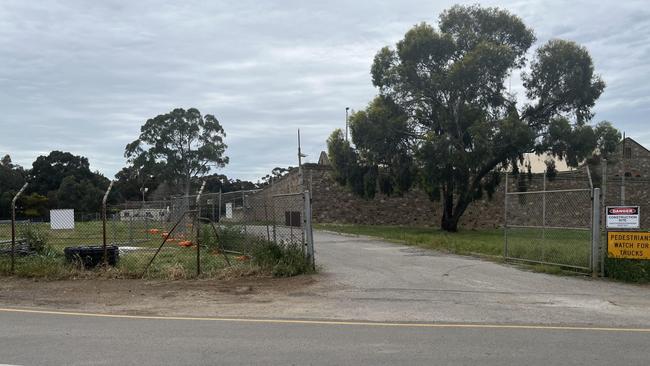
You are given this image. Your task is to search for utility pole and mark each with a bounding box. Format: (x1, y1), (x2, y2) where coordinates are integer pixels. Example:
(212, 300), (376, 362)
(345, 107), (350, 141)
(298, 129), (307, 188)
(298, 129), (303, 168)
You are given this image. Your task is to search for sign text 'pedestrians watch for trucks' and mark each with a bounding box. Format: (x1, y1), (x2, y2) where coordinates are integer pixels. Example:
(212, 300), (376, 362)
(607, 231), (650, 260)
(606, 206), (640, 229)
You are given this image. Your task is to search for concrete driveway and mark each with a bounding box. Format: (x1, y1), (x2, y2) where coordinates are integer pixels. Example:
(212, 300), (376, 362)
(306, 231), (650, 327)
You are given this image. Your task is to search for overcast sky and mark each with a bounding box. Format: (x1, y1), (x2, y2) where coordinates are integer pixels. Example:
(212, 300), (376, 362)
(1, 0), (648, 181)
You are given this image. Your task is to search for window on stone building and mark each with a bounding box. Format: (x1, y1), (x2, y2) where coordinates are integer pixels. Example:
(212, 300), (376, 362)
(624, 147), (632, 159)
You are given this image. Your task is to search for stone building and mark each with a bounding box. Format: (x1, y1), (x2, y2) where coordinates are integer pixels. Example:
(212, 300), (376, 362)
(600, 137), (650, 228)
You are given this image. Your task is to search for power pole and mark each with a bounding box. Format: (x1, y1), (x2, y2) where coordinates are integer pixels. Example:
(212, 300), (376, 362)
(298, 129), (306, 188)
(345, 107), (350, 141)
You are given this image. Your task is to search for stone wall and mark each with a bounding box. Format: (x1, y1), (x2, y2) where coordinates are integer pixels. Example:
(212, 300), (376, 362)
(252, 143), (650, 230)
(304, 164), (594, 229)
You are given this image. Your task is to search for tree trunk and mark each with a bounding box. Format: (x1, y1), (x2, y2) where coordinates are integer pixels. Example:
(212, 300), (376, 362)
(441, 214), (459, 232)
(184, 181), (190, 197)
(440, 190), (458, 232)
(440, 192), (472, 233)
(184, 171), (191, 197)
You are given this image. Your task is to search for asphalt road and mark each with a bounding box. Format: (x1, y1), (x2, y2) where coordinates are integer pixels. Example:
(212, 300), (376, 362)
(1, 310), (649, 366)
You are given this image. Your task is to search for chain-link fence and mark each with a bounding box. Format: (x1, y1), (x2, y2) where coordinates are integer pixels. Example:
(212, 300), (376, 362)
(603, 178), (650, 228)
(195, 190), (313, 258)
(0, 207), (118, 273)
(504, 172), (594, 270)
(1, 183), (314, 278)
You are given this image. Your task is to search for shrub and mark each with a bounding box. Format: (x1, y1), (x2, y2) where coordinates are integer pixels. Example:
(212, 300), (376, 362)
(19, 224), (50, 253)
(201, 225), (251, 253)
(605, 257), (650, 283)
(251, 242), (313, 277)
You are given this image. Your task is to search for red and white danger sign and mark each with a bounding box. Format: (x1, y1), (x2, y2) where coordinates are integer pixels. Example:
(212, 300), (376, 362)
(606, 206), (640, 229)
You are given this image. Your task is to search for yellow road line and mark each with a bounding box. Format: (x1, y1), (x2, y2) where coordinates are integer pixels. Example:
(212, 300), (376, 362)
(1, 307), (649, 333)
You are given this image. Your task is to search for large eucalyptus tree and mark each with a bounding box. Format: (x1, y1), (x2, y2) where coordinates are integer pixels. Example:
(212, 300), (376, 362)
(125, 108), (229, 197)
(328, 5), (617, 231)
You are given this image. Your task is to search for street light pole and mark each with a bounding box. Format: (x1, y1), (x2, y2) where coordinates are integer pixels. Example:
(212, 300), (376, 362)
(139, 172), (154, 205)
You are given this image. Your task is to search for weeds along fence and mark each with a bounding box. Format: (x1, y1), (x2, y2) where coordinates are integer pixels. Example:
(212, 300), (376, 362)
(0, 183), (314, 278)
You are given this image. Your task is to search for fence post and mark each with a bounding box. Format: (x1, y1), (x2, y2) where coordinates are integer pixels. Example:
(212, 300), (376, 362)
(542, 171), (546, 261)
(196, 181), (206, 277)
(102, 180), (114, 265)
(600, 162), (607, 276)
(10, 183), (28, 274)
(264, 200), (271, 242)
(218, 189), (222, 222)
(503, 173), (509, 261)
(303, 190), (315, 269)
(591, 187), (601, 277)
(242, 191), (248, 236)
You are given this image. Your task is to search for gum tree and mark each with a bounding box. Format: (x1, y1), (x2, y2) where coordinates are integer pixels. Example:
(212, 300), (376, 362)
(328, 5), (612, 231)
(125, 108), (229, 196)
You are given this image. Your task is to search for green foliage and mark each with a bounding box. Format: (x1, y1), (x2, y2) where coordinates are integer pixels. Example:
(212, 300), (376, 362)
(0, 252), (72, 279)
(0, 155), (26, 219)
(251, 242), (312, 277)
(260, 167), (294, 186)
(327, 129), (357, 186)
(202, 224), (248, 253)
(125, 108), (229, 196)
(21, 193), (49, 218)
(594, 121), (622, 160)
(19, 224), (50, 253)
(112, 165), (162, 202)
(327, 4), (617, 232)
(19, 151), (110, 215)
(200, 225), (312, 277)
(29, 151), (108, 196)
(56, 175), (105, 213)
(316, 223), (505, 257)
(605, 257), (650, 283)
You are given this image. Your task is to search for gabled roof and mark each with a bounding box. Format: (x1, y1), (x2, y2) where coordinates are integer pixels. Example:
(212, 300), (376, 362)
(621, 137), (650, 154)
(318, 151), (330, 166)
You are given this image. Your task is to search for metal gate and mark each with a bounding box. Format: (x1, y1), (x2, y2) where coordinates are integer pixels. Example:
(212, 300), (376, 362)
(504, 174), (595, 271)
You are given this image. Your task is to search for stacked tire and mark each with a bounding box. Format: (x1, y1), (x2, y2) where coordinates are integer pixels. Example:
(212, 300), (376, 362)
(64, 245), (119, 268)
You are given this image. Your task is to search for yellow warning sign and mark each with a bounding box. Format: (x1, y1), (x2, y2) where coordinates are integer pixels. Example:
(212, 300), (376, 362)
(607, 231), (650, 260)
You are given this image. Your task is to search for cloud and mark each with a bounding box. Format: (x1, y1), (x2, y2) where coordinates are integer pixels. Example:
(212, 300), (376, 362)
(0, 0), (648, 182)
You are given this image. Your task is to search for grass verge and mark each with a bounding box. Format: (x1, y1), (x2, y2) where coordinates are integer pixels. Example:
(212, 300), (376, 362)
(315, 223), (592, 276)
(316, 223), (505, 257)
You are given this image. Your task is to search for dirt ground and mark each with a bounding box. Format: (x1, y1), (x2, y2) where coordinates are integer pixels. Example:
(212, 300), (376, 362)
(0, 274), (322, 317)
